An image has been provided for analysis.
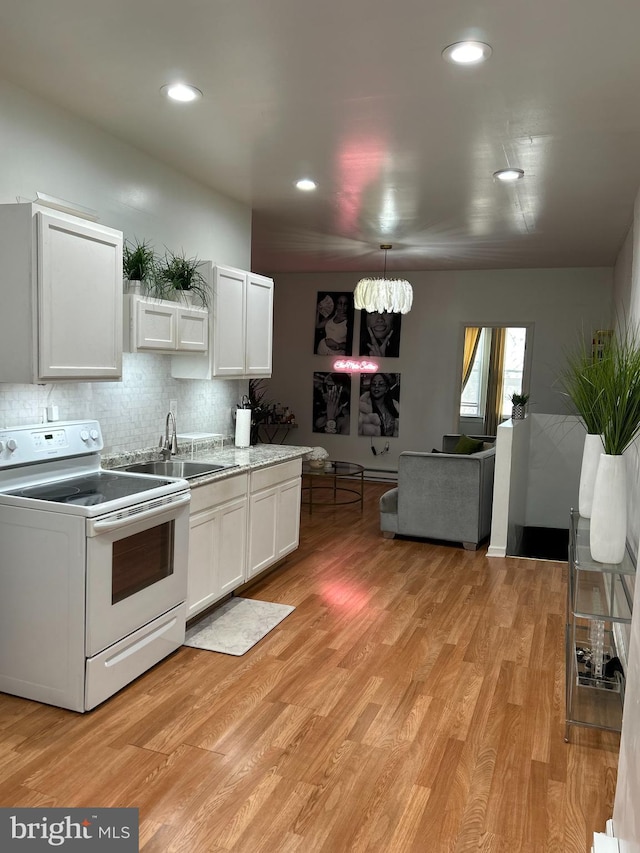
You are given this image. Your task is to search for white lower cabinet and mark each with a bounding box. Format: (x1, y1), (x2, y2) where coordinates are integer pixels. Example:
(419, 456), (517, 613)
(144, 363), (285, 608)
(247, 459), (302, 580)
(187, 474), (248, 620)
(187, 460), (302, 619)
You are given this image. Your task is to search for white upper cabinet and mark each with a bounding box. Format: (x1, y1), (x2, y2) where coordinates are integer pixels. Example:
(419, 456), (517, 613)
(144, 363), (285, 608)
(245, 272), (274, 376)
(212, 264), (247, 375)
(124, 295), (208, 354)
(171, 263), (273, 380)
(0, 203), (123, 383)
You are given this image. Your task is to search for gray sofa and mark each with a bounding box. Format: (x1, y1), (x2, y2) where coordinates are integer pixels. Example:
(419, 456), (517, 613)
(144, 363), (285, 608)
(379, 434), (496, 550)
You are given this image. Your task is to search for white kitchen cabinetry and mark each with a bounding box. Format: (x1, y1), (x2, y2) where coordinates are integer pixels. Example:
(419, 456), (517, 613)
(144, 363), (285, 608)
(0, 202), (123, 383)
(247, 459), (302, 580)
(187, 474), (248, 619)
(124, 295), (208, 354)
(170, 263), (273, 380)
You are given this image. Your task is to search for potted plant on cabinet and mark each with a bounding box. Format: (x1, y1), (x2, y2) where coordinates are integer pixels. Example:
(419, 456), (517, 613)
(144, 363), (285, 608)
(153, 248), (210, 307)
(123, 238), (156, 294)
(510, 392), (530, 420)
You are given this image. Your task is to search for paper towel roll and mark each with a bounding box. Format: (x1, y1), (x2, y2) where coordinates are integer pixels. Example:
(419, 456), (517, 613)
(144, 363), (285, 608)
(235, 408), (251, 447)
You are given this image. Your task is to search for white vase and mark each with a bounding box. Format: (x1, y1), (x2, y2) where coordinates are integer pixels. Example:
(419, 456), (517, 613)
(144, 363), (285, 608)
(578, 433), (604, 518)
(124, 279), (143, 295)
(590, 453), (627, 564)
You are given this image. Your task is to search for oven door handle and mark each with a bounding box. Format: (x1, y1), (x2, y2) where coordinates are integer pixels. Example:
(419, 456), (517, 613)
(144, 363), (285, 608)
(90, 491), (191, 532)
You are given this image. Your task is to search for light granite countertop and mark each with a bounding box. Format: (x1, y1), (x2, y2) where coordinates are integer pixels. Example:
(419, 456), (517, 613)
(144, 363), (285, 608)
(102, 443), (314, 488)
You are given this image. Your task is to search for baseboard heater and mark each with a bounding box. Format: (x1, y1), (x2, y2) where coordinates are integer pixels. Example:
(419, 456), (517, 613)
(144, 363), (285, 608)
(363, 467), (398, 483)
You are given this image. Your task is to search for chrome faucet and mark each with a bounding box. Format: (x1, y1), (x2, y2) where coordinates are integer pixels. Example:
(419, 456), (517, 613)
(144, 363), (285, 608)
(159, 411), (179, 460)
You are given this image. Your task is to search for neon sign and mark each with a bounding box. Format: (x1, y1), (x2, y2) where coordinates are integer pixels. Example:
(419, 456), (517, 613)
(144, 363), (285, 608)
(332, 358), (379, 373)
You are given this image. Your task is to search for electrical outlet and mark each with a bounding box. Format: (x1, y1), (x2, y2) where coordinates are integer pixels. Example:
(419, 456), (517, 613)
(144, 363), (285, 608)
(169, 399), (178, 418)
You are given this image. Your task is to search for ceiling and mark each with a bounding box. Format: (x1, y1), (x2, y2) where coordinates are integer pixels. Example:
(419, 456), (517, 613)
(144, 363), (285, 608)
(1, 0), (640, 274)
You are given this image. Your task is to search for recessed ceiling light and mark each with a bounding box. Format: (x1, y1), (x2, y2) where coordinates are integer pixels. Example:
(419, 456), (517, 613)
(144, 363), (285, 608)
(442, 41), (492, 65)
(161, 83), (203, 102)
(296, 178), (317, 191)
(493, 168), (525, 182)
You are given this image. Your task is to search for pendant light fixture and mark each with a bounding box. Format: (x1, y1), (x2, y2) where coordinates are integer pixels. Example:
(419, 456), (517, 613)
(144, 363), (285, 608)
(354, 244), (413, 314)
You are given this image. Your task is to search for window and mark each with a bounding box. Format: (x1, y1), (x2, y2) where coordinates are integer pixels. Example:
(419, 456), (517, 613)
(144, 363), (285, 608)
(460, 325), (529, 419)
(500, 327), (527, 417)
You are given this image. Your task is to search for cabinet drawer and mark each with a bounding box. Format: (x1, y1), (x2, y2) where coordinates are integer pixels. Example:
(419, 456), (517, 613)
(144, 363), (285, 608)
(250, 459), (302, 493)
(190, 472), (248, 514)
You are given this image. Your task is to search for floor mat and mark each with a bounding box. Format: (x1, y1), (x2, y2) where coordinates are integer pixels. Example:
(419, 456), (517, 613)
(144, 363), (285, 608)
(184, 597), (295, 656)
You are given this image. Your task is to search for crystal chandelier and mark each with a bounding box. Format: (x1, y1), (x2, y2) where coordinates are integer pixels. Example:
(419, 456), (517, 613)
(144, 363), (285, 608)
(354, 244), (413, 314)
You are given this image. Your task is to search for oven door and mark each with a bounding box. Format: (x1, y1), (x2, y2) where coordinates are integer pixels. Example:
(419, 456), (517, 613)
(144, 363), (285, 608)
(85, 491), (190, 656)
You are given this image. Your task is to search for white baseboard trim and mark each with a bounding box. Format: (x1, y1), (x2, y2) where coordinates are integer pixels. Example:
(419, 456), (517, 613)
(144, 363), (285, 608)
(363, 467), (398, 483)
(487, 545), (506, 557)
(592, 819), (619, 852)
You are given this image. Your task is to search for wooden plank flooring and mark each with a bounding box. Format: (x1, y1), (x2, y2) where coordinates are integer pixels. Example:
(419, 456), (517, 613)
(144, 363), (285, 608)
(0, 483), (619, 851)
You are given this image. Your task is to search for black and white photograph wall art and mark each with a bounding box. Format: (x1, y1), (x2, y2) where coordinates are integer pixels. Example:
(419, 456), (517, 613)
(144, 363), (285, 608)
(358, 310), (402, 358)
(313, 292), (354, 355)
(358, 373), (400, 437)
(312, 372), (352, 435)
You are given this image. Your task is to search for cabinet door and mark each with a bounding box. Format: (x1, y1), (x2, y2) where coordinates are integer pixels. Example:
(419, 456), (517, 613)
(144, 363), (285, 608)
(277, 477), (301, 559)
(135, 300), (177, 351)
(218, 498), (247, 594)
(177, 306), (209, 352)
(37, 212), (122, 380)
(245, 273), (273, 376)
(248, 486), (278, 578)
(187, 508), (219, 619)
(212, 265), (246, 376)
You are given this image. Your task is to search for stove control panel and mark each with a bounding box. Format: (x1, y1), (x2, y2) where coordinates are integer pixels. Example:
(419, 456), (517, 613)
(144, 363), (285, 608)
(0, 420), (104, 467)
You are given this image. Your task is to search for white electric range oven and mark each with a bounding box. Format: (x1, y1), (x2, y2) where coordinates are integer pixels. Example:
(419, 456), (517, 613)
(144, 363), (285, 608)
(0, 420), (191, 712)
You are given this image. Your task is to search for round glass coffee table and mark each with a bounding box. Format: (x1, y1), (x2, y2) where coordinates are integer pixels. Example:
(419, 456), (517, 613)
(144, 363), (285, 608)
(301, 460), (365, 514)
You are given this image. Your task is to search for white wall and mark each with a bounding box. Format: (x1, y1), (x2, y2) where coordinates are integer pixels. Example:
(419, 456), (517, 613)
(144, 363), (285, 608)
(0, 80), (252, 451)
(525, 413), (585, 527)
(613, 211), (640, 852)
(269, 268), (613, 471)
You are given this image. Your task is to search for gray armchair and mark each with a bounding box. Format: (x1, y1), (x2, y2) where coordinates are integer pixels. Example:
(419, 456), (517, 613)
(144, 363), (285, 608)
(379, 434), (496, 550)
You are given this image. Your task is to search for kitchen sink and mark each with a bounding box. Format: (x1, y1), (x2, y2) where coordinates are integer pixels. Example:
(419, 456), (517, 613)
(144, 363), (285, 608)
(119, 460), (238, 479)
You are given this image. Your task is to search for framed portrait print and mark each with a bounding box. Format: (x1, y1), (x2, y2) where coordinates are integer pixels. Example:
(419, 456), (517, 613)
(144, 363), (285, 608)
(358, 372), (400, 437)
(312, 372), (351, 434)
(359, 310), (402, 358)
(313, 292), (354, 355)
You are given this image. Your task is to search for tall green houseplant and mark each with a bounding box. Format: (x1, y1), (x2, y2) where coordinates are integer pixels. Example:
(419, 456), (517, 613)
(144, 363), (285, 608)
(559, 334), (610, 518)
(588, 324), (640, 563)
(594, 326), (640, 455)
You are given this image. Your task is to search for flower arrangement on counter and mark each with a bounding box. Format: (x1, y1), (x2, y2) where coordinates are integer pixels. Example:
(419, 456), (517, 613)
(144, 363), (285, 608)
(305, 446), (329, 469)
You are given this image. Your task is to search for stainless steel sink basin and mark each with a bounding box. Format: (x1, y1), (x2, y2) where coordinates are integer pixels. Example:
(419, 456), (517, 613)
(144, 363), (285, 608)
(120, 460), (237, 479)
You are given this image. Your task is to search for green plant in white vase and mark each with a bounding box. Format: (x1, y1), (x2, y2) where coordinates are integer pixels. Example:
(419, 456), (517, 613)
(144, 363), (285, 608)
(589, 325), (640, 563)
(123, 238), (156, 293)
(558, 335), (610, 518)
(153, 249), (210, 307)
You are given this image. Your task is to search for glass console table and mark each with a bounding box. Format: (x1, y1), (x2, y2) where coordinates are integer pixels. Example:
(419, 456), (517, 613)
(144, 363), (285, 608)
(565, 509), (635, 741)
(301, 461), (364, 514)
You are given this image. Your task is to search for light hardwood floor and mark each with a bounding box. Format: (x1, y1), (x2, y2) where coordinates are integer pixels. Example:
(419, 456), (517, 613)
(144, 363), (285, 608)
(0, 482), (619, 852)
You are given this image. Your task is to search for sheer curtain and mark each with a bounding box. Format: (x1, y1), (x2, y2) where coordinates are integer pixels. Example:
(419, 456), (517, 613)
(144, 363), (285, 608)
(483, 327), (506, 435)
